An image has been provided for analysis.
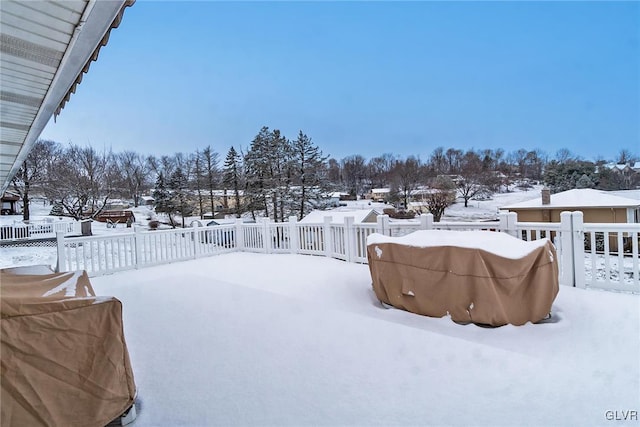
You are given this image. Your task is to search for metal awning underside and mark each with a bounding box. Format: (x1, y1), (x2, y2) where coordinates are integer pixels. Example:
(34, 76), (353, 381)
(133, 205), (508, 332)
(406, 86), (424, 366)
(0, 0), (134, 193)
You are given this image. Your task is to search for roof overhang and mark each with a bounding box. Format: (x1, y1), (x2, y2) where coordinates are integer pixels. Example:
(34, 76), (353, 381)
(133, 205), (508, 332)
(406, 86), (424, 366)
(0, 0), (134, 193)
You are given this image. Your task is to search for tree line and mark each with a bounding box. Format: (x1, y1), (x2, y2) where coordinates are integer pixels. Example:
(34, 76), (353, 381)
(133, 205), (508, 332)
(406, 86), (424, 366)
(10, 129), (638, 223)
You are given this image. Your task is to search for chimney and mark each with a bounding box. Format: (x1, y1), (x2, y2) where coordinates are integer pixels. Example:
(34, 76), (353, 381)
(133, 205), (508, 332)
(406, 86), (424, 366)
(541, 187), (550, 205)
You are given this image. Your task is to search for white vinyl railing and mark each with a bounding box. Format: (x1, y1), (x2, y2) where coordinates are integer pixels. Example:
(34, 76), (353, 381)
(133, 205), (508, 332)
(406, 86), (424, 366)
(55, 211), (640, 294)
(1, 219), (79, 241)
(579, 219), (639, 293)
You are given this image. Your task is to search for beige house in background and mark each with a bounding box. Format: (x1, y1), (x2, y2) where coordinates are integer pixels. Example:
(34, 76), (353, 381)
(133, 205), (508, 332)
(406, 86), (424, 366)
(502, 188), (640, 252)
(501, 188), (640, 224)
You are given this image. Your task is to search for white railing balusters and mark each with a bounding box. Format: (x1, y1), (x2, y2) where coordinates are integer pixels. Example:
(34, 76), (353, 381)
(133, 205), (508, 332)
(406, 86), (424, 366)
(52, 213), (639, 293)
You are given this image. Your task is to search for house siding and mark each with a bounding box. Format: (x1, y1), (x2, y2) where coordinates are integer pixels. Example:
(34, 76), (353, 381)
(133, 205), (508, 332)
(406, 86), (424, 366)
(509, 207), (629, 224)
(510, 207), (632, 251)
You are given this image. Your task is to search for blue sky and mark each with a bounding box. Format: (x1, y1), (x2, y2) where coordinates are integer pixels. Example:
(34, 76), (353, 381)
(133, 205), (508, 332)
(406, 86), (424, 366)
(41, 1), (639, 162)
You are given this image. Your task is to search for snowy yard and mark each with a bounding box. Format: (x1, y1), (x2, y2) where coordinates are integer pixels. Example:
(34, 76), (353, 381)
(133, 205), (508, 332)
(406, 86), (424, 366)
(86, 252), (639, 427)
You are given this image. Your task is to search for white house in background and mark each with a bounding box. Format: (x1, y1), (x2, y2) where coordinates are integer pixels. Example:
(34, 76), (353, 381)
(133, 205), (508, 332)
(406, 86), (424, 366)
(300, 209), (381, 224)
(370, 188), (391, 202)
(141, 196), (155, 207)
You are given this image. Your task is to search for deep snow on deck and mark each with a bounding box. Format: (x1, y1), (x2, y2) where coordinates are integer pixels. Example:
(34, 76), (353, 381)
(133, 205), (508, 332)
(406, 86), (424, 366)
(89, 252), (639, 427)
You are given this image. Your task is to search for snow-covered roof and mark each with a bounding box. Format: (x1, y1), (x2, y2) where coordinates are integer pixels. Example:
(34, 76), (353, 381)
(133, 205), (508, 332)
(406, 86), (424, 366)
(299, 209), (381, 224)
(502, 189), (640, 209)
(602, 162), (627, 170)
(371, 188), (391, 193)
(609, 190), (640, 201)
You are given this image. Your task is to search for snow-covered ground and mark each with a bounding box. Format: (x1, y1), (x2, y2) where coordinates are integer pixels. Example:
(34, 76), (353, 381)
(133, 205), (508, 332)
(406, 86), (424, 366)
(2, 189), (639, 425)
(87, 253), (639, 426)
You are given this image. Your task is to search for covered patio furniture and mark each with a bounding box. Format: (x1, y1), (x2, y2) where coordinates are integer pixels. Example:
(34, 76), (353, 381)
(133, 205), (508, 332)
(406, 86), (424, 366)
(1, 266), (136, 426)
(367, 230), (559, 326)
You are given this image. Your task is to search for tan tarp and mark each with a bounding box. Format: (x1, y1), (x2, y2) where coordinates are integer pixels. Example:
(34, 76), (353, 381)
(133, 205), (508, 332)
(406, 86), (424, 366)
(1, 266), (136, 426)
(367, 232), (559, 326)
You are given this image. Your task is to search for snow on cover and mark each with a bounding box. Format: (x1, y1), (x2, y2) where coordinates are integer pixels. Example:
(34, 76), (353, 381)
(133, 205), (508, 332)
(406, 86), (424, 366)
(367, 230), (550, 259)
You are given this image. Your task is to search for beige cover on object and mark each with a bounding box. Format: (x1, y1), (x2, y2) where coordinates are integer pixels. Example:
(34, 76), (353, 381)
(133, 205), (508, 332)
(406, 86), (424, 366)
(1, 266), (136, 427)
(367, 232), (559, 326)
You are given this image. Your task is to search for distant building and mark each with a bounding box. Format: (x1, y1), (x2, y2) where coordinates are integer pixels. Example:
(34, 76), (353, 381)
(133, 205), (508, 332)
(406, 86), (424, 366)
(502, 188), (640, 252)
(370, 188), (391, 202)
(300, 208), (381, 224)
(1, 190), (21, 215)
(140, 195), (155, 207)
(501, 188), (640, 224)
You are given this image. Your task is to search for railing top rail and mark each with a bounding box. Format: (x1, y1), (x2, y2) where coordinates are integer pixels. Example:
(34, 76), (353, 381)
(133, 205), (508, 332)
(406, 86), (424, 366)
(63, 232), (136, 243)
(515, 222), (563, 230)
(430, 222), (501, 228)
(353, 223), (378, 229)
(583, 223), (640, 231)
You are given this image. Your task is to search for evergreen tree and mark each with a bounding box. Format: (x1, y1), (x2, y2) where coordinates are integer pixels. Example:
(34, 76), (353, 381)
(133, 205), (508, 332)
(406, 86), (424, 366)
(544, 160), (596, 193)
(49, 202), (64, 217)
(169, 167), (193, 228)
(153, 173), (175, 227)
(223, 146), (243, 218)
(201, 146), (219, 217)
(575, 173), (595, 189)
(244, 126), (293, 221)
(291, 131), (329, 220)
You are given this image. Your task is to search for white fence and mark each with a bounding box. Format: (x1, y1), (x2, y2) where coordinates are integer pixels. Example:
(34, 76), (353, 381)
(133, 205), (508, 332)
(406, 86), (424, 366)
(55, 211), (640, 294)
(1, 219), (79, 241)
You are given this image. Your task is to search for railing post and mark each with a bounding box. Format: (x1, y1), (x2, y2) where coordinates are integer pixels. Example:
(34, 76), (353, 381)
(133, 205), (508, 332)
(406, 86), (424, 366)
(192, 228), (201, 259)
(134, 226), (143, 269)
(55, 231), (66, 272)
(559, 211), (575, 287)
(571, 211), (586, 289)
(499, 211), (509, 233)
(505, 212), (518, 237)
(345, 216), (355, 262)
(376, 214), (385, 235)
(288, 216), (298, 254)
(420, 213), (433, 230)
(376, 214), (390, 236)
(263, 219), (272, 254)
(235, 219), (245, 251)
(324, 216), (332, 258)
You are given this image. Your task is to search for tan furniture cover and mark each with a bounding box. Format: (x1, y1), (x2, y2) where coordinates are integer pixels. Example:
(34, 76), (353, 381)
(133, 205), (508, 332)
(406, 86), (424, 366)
(1, 266), (136, 426)
(367, 231), (559, 326)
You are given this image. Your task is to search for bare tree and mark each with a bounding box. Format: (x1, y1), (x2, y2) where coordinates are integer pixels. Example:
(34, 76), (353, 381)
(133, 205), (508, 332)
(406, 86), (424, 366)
(326, 158), (342, 187)
(429, 147), (448, 175)
(425, 176), (456, 222)
(390, 156), (423, 209)
(44, 145), (112, 219)
(341, 155), (367, 197)
(11, 139), (60, 221)
(457, 150), (487, 208)
(116, 151), (150, 206)
(445, 148), (463, 174)
(617, 149), (636, 165)
(555, 148), (574, 163)
(368, 153), (396, 188)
